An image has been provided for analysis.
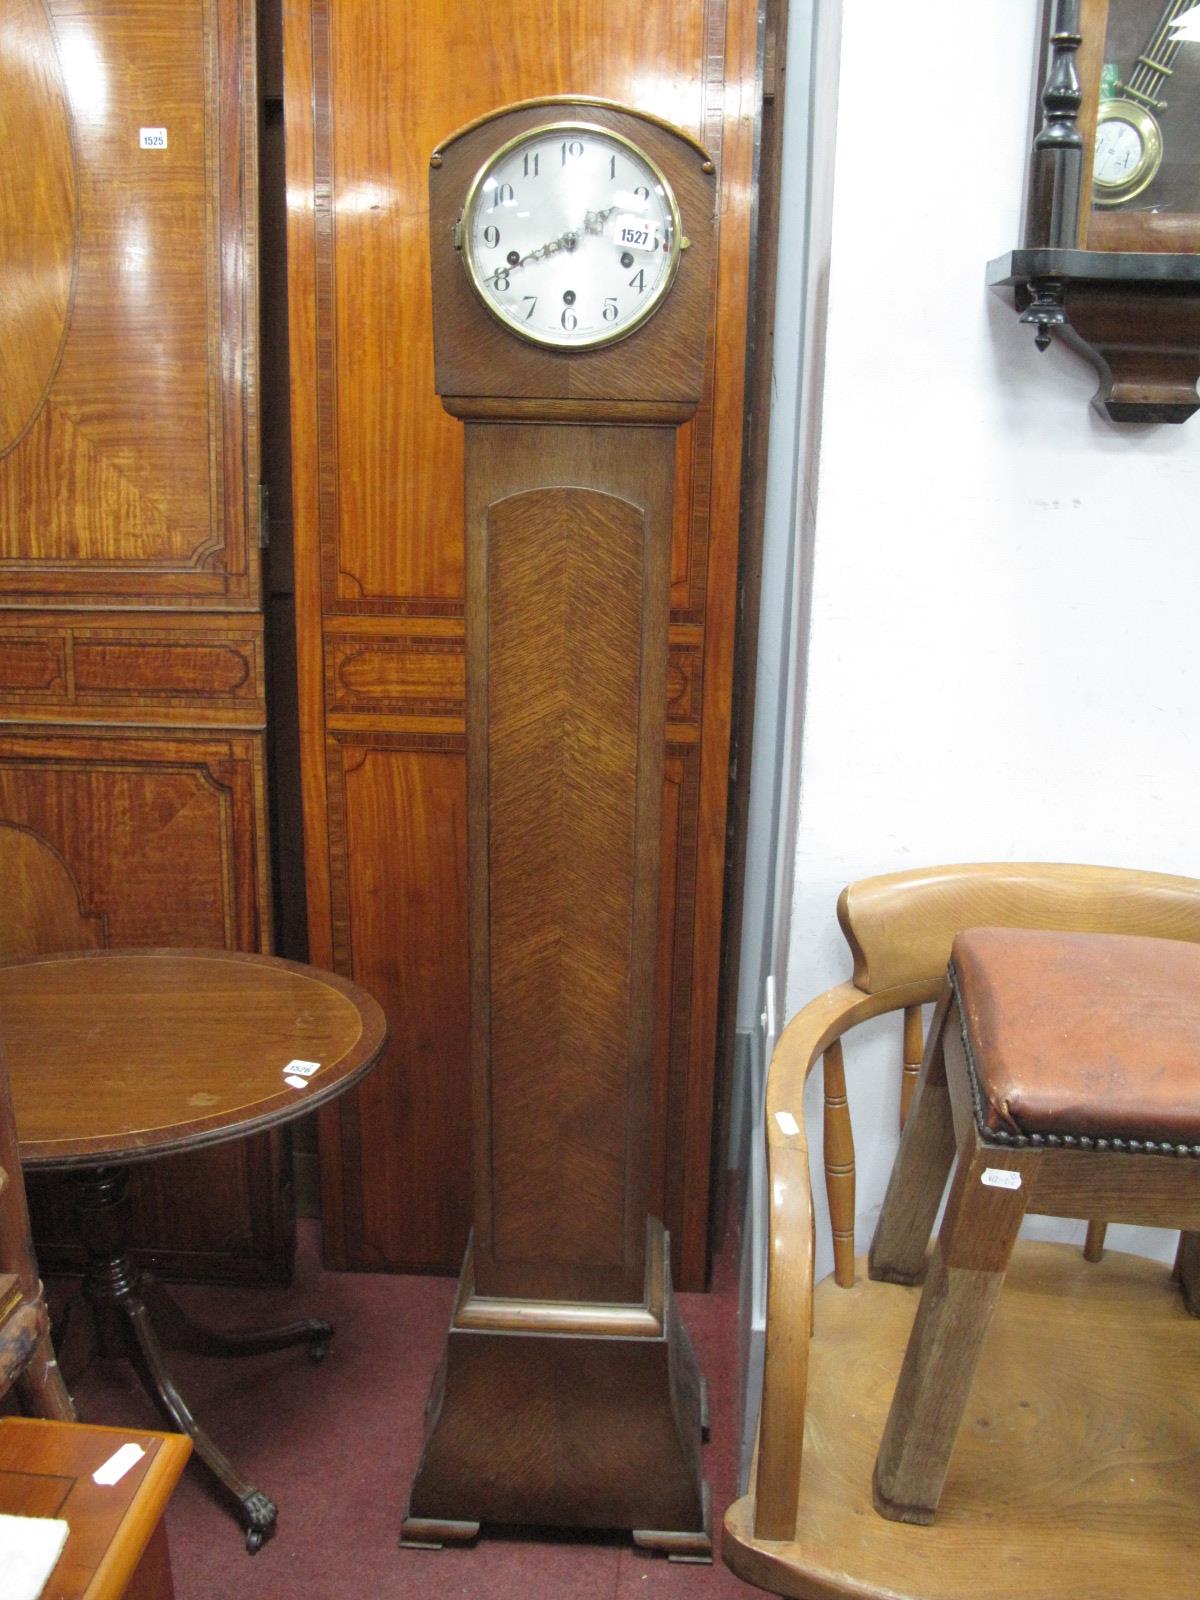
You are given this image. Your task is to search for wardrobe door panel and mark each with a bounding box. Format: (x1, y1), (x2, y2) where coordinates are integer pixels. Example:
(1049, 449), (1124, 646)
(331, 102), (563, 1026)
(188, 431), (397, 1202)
(0, 0), (286, 1282)
(0, 727), (287, 1282)
(0, 0), (258, 607)
(319, 736), (472, 1269)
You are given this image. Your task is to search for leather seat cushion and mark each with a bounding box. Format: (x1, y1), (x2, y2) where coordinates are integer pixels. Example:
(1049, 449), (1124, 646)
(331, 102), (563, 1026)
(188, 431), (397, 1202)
(951, 926), (1200, 1143)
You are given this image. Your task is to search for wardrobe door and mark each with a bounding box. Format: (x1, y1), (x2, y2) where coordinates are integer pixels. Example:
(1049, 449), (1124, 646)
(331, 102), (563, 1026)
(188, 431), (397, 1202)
(285, 0), (755, 1286)
(0, 0), (289, 1282)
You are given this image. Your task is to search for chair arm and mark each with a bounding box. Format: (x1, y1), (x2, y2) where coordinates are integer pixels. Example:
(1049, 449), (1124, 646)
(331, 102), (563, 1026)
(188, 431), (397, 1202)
(753, 979), (928, 1541)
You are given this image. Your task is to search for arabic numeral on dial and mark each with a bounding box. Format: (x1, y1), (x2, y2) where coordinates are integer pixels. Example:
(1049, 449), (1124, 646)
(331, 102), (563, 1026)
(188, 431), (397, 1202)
(561, 138), (584, 165)
(561, 308), (578, 331)
(483, 225), (500, 248)
(609, 153), (617, 179)
(489, 182), (515, 210)
(634, 185), (649, 202)
(628, 268), (646, 292)
(493, 269), (510, 292)
(522, 296), (537, 321)
(523, 151), (540, 177)
(602, 297), (618, 323)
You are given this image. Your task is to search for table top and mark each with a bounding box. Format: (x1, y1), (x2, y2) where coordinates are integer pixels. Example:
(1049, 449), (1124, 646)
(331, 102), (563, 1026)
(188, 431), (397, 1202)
(0, 1417), (190, 1600)
(0, 949), (388, 1171)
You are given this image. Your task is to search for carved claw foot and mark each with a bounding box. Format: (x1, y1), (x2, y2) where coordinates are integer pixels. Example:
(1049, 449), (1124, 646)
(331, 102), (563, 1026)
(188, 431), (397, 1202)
(242, 1489), (278, 1553)
(306, 1320), (333, 1362)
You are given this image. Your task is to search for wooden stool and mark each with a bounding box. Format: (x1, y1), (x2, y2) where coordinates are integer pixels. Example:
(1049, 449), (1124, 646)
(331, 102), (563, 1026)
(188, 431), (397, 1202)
(869, 926), (1200, 1525)
(0, 1417), (190, 1597)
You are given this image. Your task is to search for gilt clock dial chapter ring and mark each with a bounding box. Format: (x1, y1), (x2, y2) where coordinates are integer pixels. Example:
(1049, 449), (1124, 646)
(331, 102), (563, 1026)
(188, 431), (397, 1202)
(458, 122), (685, 350)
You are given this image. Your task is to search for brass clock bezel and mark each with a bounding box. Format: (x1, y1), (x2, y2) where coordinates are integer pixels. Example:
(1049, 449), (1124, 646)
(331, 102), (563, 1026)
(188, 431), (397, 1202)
(1092, 98), (1164, 207)
(458, 120), (686, 352)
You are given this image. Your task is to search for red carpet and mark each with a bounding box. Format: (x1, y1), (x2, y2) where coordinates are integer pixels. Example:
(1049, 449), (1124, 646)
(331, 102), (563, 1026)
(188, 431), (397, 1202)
(54, 1221), (758, 1598)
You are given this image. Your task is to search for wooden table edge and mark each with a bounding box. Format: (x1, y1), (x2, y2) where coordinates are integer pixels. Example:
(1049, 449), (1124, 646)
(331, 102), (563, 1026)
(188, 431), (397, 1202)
(1, 947), (388, 1170)
(0, 1417), (192, 1600)
(18, 1038), (387, 1170)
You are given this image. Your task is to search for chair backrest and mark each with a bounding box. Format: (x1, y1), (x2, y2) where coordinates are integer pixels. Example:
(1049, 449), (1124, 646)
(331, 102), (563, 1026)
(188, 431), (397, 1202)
(838, 862), (1200, 996)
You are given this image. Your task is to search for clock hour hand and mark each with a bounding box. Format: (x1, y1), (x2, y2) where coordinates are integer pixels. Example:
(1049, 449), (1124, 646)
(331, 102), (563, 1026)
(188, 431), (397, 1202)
(527, 207), (617, 259)
(522, 227), (580, 265)
(530, 207), (618, 259)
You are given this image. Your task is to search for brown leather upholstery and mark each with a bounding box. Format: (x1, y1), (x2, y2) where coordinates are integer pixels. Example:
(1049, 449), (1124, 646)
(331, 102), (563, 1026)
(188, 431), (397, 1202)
(951, 926), (1200, 1144)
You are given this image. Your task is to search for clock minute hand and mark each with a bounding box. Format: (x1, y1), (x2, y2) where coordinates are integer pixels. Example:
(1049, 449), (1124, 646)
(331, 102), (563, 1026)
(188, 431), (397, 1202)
(584, 205), (618, 236)
(481, 210), (617, 288)
(514, 209), (616, 273)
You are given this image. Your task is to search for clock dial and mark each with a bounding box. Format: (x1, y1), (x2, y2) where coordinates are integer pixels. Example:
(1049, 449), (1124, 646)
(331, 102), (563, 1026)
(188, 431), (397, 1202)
(1094, 116), (1144, 183)
(460, 123), (683, 349)
(1092, 100), (1164, 207)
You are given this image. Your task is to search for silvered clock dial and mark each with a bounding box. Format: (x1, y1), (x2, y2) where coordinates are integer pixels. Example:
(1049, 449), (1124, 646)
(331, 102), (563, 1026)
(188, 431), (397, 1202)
(458, 122), (685, 350)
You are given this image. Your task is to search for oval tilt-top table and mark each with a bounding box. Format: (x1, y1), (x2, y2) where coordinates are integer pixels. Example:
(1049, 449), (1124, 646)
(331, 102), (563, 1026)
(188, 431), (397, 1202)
(0, 948), (387, 1552)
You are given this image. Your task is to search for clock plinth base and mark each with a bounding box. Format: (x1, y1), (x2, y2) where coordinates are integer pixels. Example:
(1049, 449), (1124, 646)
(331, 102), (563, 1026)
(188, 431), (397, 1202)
(397, 1515), (480, 1549)
(401, 1221), (710, 1558)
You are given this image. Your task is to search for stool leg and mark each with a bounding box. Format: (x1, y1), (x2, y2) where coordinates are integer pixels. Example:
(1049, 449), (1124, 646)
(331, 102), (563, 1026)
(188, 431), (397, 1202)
(1083, 1220), (1107, 1262)
(869, 992), (958, 1286)
(1178, 1231), (1200, 1316)
(872, 1137), (1037, 1525)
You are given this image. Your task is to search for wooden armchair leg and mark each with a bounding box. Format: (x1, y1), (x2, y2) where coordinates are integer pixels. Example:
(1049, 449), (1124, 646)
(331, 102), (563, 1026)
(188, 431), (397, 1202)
(872, 1139), (1035, 1525)
(15, 1327), (75, 1422)
(869, 994), (957, 1286)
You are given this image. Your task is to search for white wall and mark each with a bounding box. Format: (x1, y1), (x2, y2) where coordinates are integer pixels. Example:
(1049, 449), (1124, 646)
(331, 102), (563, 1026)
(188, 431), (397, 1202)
(784, 0), (1200, 1281)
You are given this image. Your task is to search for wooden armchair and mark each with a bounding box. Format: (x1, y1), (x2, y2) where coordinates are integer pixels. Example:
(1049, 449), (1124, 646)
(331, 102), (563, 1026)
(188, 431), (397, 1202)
(723, 863), (1200, 1600)
(0, 1034), (74, 1420)
(0, 821), (88, 1420)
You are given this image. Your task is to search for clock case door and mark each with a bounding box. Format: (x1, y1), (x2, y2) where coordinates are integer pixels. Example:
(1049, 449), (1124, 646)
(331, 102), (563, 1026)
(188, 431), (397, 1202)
(1075, 0), (1200, 245)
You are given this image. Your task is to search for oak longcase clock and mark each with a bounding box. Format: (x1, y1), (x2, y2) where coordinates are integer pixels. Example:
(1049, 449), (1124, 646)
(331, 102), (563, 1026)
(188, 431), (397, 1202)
(401, 97), (717, 1557)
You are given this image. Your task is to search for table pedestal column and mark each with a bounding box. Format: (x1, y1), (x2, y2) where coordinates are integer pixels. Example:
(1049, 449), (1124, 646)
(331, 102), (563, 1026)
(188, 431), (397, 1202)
(68, 1166), (329, 1551)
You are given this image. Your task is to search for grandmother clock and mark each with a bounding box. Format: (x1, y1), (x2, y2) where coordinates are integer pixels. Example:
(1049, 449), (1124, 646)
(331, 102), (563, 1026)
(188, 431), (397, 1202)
(401, 99), (716, 1557)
